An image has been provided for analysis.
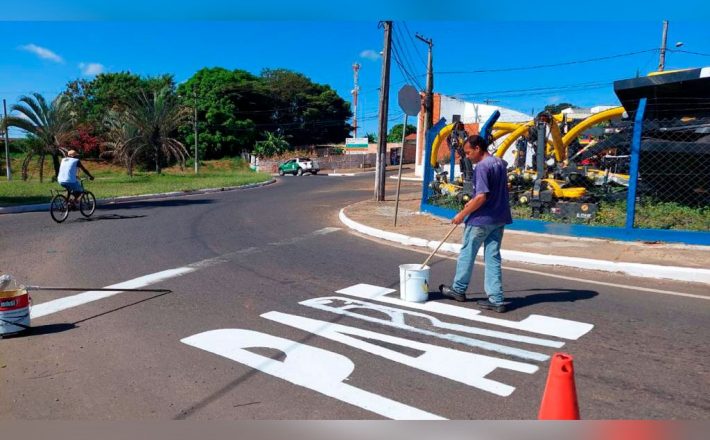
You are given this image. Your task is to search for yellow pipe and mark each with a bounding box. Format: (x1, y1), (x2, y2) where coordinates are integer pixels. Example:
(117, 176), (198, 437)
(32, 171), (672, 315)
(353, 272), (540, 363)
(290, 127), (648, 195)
(494, 121), (534, 158)
(492, 128), (515, 142)
(562, 107), (625, 148)
(548, 118), (565, 162)
(493, 122), (525, 131)
(430, 123), (455, 167)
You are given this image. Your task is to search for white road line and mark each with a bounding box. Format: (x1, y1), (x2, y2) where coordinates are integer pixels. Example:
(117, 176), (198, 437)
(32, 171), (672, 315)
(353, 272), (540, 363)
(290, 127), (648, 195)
(502, 265), (710, 300)
(30, 268), (195, 319)
(30, 227), (341, 319)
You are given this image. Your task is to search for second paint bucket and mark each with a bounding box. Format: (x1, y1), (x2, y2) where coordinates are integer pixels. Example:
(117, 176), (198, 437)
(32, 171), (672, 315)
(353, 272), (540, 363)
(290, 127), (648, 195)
(399, 264), (430, 303)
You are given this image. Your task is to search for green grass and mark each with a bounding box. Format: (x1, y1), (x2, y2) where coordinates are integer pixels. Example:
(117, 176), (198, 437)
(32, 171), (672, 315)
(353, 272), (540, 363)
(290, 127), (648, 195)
(429, 196), (709, 231)
(0, 158), (272, 207)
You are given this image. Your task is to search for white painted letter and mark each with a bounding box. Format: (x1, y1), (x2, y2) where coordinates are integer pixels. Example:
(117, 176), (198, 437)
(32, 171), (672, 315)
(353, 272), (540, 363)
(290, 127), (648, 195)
(181, 329), (444, 420)
(262, 312), (538, 397)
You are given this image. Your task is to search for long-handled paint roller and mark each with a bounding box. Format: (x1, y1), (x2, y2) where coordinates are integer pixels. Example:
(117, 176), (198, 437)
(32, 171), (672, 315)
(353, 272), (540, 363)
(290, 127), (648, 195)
(25, 286), (172, 293)
(420, 223), (459, 270)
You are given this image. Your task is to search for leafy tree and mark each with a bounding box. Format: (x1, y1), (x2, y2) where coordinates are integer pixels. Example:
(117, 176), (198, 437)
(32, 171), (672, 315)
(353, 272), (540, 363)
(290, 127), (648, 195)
(65, 123), (101, 156)
(544, 102), (574, 115)
(177, 67), (266, 159)
(387, 123), (416, 142)
(118, 86), (191, 174)
(366, 132), (377, 143)
(63, 72), (175, 141)
(260, 68), (353, 146)
(5, 93), (75, 181)
(253, 131), (289, 158)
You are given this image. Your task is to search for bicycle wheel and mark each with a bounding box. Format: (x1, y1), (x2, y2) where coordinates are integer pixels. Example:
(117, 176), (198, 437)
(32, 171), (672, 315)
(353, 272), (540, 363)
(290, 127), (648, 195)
(79, 191), (96, 217)
(50, 194), (70, 223)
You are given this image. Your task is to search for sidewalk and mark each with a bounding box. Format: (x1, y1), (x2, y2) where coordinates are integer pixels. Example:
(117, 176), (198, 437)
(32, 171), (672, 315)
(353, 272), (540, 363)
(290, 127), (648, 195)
(340, 194), (710, 285)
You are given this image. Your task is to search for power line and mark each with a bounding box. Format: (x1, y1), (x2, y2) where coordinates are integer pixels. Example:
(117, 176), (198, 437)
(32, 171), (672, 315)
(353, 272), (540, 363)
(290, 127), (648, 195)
(402, 22), (427, 66)
(436, 49), (660, 74)
(393, 24), (425, 85)
(668, 49), (710, 57)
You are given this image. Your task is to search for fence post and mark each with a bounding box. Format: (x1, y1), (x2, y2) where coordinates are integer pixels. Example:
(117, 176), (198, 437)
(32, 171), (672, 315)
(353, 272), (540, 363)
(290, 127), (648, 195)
(625, 98), (647, 230)
(421, 118), (447, 212)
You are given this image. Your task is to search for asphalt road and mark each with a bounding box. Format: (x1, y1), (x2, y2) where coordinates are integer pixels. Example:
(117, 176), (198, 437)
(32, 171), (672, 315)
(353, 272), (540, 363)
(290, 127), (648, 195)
(1, 173), (708, 420)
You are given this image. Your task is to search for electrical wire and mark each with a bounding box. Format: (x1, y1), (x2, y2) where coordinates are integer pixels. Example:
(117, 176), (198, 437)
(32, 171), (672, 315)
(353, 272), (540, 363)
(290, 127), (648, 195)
(436, 49), (660, 74)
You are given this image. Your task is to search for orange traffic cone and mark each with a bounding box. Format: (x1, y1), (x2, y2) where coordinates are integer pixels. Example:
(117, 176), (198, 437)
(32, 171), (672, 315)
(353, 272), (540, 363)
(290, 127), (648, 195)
(538, 352), (580, 420)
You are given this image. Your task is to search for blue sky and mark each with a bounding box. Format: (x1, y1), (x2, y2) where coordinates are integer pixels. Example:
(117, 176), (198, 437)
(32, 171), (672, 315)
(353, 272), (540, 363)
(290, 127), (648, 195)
(3, 5), (710, 138)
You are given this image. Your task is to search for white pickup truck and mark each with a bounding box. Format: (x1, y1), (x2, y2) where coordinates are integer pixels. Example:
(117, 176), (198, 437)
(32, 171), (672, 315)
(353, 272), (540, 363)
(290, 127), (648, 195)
(278, 157), (321, 176)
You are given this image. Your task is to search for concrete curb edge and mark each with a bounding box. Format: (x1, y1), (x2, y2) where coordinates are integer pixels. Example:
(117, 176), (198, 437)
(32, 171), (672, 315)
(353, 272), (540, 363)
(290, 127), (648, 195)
(338, 207), (710, 285)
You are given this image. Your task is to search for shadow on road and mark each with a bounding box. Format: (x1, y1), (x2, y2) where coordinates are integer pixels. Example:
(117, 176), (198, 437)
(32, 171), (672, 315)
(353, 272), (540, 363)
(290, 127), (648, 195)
(426, 287), (598, 311)
(1, 323), (77, 338)
(502, 288), (598, 311)
(73, 213), (147, 222)
(98, 198), (214, 211)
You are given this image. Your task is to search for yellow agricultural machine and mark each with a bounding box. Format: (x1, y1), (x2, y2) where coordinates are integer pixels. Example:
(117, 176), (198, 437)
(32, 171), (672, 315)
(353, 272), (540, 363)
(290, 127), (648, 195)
(429, 106), (631, 220)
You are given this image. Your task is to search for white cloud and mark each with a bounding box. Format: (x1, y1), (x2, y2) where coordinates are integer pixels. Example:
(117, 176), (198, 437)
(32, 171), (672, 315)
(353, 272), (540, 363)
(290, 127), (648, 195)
(79, 62), (106, 76)
(546, 96), (562, 104)
(19, 44), (63, 63)
(360, 49), (381, 61)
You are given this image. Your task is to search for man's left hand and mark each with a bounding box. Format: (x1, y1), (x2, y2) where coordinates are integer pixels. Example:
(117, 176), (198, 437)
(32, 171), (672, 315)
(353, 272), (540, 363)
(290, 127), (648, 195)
(452, 212), (466, 225)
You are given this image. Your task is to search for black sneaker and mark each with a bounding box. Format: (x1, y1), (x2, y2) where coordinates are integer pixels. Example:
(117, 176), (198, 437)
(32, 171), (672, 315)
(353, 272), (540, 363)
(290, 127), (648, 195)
(439, 284), (466, 302)
(476, 299), (507, 313)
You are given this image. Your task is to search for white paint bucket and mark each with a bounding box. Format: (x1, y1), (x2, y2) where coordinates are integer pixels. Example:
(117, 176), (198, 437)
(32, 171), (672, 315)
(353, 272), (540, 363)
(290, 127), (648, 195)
(399, 264), (430, 303)
(0, 288), (30, 336)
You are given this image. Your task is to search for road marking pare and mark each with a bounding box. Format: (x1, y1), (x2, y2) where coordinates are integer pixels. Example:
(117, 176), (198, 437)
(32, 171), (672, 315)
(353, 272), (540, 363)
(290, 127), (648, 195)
(181, 283), (594, 419)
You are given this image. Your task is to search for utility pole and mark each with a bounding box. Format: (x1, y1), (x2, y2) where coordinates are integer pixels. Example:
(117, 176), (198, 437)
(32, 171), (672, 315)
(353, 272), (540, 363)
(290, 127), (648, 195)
(193, 91), (198, 174)
(416, 33), (434, 133)
(375, 21), (392, 202)
(658, 20), (669, 72)
(3, 99), (10, 181)
(352, 63), (360, 138)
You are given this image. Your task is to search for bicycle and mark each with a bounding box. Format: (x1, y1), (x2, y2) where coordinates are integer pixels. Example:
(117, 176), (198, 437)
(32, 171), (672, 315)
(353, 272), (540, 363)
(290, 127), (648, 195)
(49, 178), (97, 223)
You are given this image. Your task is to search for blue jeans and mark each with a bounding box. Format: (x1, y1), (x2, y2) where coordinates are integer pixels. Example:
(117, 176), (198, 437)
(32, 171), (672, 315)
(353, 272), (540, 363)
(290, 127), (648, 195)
(452, 223), (506, 304)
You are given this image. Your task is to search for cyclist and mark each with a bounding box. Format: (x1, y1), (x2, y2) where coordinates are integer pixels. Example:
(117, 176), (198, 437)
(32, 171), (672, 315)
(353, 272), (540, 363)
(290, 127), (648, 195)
(57, 150), (94, 204)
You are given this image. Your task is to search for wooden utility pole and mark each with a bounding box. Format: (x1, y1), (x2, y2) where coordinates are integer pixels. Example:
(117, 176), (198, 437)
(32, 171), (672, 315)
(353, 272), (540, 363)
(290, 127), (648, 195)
(375, 21), (392, 202)
(658, 20), (669, 72)
(416, 33), (434, 132)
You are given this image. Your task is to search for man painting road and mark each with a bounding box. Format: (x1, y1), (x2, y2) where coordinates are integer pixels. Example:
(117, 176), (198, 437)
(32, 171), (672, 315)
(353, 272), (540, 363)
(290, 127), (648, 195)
(439, 134), (513, 313)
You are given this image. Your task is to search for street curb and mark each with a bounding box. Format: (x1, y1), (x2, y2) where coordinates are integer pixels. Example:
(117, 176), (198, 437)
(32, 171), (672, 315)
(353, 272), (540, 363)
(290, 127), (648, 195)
(338, 208), (710, 285)
(0, 179), (276, 215)
(388, 175), (422, 181)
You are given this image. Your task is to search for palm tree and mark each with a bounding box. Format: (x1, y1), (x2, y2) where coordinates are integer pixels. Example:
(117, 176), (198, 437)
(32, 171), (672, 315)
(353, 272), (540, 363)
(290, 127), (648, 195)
(4, 93), (74, 181)
(121, 86), (190, 174)
(102, 110), (140, 176)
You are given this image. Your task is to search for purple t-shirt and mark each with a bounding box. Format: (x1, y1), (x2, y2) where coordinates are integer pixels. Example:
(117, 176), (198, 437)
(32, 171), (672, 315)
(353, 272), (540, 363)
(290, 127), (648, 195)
(466, 155), (513, 226)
